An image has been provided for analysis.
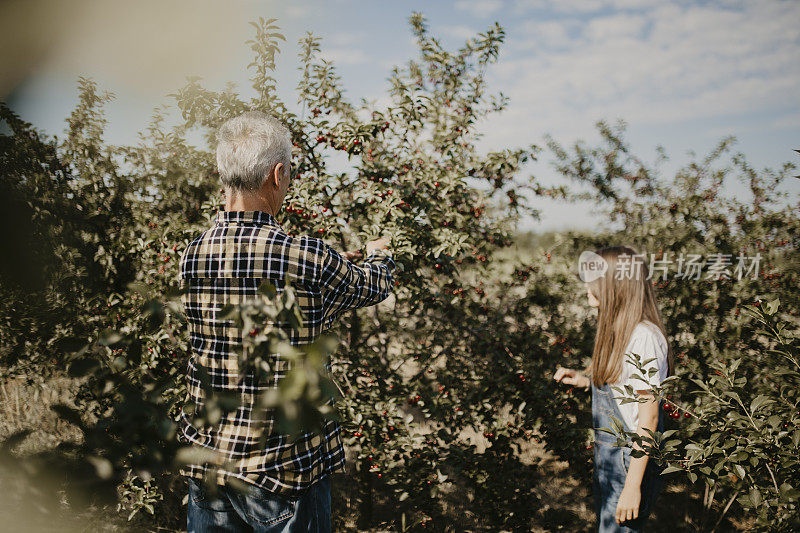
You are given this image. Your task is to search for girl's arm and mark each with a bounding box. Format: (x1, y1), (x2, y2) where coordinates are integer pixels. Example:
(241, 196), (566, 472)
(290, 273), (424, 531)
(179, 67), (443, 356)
(553, 367), (590, 390)
(615, 391), (659, 524)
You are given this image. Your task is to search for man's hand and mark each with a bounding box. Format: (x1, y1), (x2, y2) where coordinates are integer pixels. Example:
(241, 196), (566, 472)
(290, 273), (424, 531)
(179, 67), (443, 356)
(341, 238), (389, 261)
(342, 250), (363, 261)
(615, 484), (641, 524)
(366, 237), (390, 256)
(553, 367), (590, 389)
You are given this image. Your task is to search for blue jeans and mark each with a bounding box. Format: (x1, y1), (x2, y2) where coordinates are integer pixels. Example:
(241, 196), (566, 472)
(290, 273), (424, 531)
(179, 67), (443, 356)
(187, 477), (331, 533)
(593, 443), (662, 532)
(592, 383), (663, 532)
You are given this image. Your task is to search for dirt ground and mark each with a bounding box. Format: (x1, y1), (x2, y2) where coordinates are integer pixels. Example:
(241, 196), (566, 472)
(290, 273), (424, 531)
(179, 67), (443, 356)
(0, 375), (749, 532)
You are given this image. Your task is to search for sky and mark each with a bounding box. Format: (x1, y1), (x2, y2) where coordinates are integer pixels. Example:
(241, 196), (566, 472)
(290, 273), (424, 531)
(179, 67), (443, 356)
(3, 0), (799, 231)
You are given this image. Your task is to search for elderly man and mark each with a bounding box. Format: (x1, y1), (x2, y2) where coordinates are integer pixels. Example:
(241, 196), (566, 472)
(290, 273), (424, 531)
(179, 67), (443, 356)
(179, 111), (394, 532)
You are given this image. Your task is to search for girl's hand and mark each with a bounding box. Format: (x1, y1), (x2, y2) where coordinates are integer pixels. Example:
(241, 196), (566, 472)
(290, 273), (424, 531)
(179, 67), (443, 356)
(615, 484), (641, 524)
(553, 367), (590, 389)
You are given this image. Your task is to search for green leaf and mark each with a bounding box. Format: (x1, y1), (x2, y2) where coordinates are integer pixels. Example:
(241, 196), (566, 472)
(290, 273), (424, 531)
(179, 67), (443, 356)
(98, 329), (124, 346)
(127, 340), (143, 366)
(165, 286), (188, 298)
(68, 357), (101, 377)
(55, 336), (87, 353)
(175, 446), (222, 466)
(258, 280), (278, 298)
(764, 298), (779, 315)
(779, 483), (800, 502)
(661, 465), (682, 475)
(723, 390), (742, 404)
(750, 395), (773, 412)
(127, 281), (150, 296)
(87, 456), (114, 479)
(219, 304), (238, 320)
(749, 487), (762, 507)
(738, 494), (755, 509)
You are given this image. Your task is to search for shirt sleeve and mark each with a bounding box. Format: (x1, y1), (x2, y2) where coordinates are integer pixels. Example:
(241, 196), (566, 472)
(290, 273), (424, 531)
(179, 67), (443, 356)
(623, 326), (667, 392)
(315, 244), (395, 326)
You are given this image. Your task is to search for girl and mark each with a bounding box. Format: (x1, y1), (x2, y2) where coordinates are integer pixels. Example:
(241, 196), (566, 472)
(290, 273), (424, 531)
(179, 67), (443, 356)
(554, 246), (672, 532)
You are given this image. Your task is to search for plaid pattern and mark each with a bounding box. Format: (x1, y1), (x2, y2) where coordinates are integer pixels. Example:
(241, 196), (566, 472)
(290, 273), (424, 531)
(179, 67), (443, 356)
(178, 210), (394, 496)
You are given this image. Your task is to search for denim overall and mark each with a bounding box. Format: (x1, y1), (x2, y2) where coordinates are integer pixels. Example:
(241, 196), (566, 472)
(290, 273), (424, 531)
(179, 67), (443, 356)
(592, 383), (663, 532)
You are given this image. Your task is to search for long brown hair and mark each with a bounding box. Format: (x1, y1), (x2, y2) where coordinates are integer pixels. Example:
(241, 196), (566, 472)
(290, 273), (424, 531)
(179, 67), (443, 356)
(588, 246), (672, 386)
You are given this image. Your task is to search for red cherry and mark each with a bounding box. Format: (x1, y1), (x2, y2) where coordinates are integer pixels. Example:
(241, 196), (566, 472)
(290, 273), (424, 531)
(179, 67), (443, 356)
(683, 413), (691, 419)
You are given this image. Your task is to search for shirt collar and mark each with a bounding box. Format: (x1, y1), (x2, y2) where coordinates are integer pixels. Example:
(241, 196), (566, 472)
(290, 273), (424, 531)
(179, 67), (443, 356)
(215, 210), (281, 228)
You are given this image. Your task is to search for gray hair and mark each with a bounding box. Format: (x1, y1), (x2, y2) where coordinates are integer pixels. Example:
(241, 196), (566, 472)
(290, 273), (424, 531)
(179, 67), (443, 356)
(216, 111), (291, 191)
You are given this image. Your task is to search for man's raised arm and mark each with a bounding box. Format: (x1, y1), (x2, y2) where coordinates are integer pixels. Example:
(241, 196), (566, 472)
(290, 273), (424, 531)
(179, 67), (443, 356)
(317, 238), (395, 326)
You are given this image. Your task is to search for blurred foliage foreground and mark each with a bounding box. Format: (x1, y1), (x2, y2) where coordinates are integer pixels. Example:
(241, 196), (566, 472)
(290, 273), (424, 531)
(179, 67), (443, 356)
(1, 14), (799, 533)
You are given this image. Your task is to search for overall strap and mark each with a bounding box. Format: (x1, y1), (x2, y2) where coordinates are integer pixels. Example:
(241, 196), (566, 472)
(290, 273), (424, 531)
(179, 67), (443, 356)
(592, 382), (632, 445)
(593, 382), (665, 444)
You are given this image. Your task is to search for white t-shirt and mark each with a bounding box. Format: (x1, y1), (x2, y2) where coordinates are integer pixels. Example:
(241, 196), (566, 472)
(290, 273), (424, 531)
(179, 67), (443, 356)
(613, 321), (669, 431)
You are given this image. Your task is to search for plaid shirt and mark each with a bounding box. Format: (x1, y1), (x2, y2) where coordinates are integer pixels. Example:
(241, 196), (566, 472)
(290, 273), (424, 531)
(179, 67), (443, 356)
(178, 210), (394, 496)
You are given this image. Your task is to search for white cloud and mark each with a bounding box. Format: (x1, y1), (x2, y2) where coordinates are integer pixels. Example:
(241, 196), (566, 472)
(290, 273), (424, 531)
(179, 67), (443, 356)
(326, 31), (368, 47)
(513, 19), (577, 50)
(467, 0), (800, 230)
(584, 12), (648, 40)
(514, 0), (606, 14)
(286, 5), (311, 19)
(319, 47), (372, 65)
(317, 32), (375, 65)
(770, 112), (800, 131)
(514, 0), (659, 13)
(440, 25), (480, 40)
(477, 0), (800, 149)
(455, 0), (505, 18)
